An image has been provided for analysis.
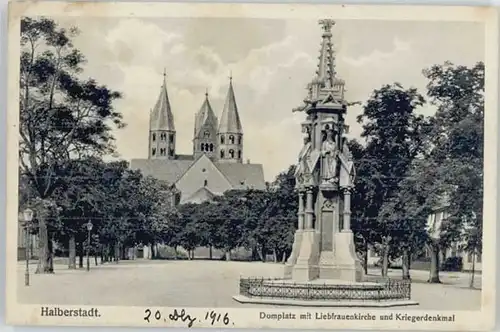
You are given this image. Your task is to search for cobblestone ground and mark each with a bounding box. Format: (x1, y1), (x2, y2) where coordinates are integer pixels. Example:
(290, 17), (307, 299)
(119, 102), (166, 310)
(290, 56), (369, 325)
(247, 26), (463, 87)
(17, 260), (481, 310)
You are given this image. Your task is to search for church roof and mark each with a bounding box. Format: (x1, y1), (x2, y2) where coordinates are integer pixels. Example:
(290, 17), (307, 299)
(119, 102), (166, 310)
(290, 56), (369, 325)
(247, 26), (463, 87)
(194, 92), (218, 137)
(218, 78), (243, 134)
(214, 162), (265, 189)
(130, 158), (266, 190)
(130, 158), (192, 184)
(150, 71), (175, 132)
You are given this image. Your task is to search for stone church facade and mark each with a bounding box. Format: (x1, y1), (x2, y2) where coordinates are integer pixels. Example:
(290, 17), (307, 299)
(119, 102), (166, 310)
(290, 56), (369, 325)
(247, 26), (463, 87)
(130, 72), (266, 205)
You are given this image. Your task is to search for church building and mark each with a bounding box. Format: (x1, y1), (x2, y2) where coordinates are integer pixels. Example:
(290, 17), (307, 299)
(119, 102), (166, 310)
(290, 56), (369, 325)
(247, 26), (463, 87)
(130, 72), (266, 205)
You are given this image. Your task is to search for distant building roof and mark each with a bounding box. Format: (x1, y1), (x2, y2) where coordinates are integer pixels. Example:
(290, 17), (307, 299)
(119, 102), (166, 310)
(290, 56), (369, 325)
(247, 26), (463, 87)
(130, 157), (266, 192)
(214, 162), (266, 190)
(130, 158), (192, 184)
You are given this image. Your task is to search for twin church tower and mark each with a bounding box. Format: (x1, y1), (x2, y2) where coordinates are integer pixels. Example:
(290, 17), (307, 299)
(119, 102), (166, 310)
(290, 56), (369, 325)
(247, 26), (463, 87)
(148, 71), (244, 164)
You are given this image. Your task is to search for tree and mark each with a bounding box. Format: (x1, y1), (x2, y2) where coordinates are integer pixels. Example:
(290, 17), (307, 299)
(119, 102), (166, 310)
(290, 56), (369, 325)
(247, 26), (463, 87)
(421, 61), (484, 283)
(355, 83), (428, 277)
(19, 17), (124, 273)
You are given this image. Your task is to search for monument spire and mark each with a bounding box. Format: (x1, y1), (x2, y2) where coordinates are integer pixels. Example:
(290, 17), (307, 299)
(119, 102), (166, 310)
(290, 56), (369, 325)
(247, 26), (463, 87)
(316, 19), (336, 89)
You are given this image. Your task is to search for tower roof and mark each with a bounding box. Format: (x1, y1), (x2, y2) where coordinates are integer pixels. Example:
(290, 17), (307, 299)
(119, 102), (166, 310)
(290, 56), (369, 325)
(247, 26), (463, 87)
(316, 19), (337, 89)
(218, 76), (243, 134)
(195, 91), (218, 136)
(150, 70), (175, 132)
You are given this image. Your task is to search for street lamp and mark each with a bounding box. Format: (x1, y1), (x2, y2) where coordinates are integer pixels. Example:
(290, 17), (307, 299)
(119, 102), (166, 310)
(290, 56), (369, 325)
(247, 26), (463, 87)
(23, 208), (34, 286)
(86, 221), (93, 272)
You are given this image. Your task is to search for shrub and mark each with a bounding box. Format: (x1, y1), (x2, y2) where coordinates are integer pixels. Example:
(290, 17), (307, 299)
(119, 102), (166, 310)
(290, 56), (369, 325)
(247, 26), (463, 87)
(441, 256), (463, 272)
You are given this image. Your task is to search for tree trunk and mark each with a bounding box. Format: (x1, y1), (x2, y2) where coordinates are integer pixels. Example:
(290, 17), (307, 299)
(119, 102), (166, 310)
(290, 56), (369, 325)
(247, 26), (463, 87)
(188, 250), (192, 260)
(225, 250), (231, 261)
(209, 246), (213, 260)
(273, 248), (278, 263)
(257, 246), (264, 262)
(281, 251), (287, 263)
(469, 252), (476, 288)
(94, 255), (98, 266)
(35, 213), (53, 274)
(121, 245), (126, 260)
(114, 243), (120, 263)
(48, 235), (54, 272)
(363, 242), (368, 274)
(428, 242), (441, 283)
(151, 241), (156, 259)
(260, 246), (266, 262)
(381, 242), (389, 277)
(78, 242), (84, 268)
(402, 247), (411, 280)
(68, 235), (77, 269)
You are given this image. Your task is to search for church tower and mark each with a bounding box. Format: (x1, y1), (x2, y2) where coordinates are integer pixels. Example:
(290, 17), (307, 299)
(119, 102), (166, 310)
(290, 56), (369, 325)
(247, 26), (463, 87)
(148, 70), (176, 160)
(193, 91), (218, 160)
(217, 76), (243, 163)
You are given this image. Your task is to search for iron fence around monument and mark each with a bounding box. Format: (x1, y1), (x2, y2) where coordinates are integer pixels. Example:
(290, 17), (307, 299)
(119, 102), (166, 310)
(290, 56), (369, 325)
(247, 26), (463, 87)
(239, 277), (411, 301)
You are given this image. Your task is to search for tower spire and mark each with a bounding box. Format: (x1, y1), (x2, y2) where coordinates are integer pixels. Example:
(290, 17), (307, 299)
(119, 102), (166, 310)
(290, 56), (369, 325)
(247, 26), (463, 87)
(218, 75), (242, 134)
(150, 70), (175, 132)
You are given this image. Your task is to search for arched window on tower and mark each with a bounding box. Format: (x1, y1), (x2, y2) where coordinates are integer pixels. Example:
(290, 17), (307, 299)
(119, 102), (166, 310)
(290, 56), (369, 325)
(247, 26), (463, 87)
(204, 131), (210, 138)
(201, 144), (205, 151)
(169, 148), (175, 157)
(160, 133), (166, 141)
(169, 134), (174, 143)
(238, 150), (241, 159)
(238, 135), (242, 145)
(160, 148), (165, 156)
(220, 150), (225, 158)
(229, 135), (235, 144)
(229, 149), (235, 158)
(209, 143), (214, 152)
(221, 135), (225, 144)
(152, 133), (156, 142)
(152, 148), (156, 156)
(204, 179), (208, 187)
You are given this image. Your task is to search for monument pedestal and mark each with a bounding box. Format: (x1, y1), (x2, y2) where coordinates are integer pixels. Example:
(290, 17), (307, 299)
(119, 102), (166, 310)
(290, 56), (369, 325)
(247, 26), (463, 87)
(284, 230), (303, 279)
(291, 230), (320, 281)
(334, 230), (364, 281)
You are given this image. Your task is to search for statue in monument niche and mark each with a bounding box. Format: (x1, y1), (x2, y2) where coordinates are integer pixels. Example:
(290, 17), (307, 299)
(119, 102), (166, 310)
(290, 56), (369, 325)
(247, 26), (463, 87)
(295, 129), (313, 185)
(321, 129), (338, 184)
(339, 137), (355, 188)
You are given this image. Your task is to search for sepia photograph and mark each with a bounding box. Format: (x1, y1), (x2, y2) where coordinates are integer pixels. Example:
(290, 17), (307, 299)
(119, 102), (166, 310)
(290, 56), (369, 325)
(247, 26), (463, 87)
(5, 2), (498, 330)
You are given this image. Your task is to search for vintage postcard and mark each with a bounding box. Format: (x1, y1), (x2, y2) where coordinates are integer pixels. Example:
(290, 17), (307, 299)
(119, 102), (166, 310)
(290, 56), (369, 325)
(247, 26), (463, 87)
(5, 1), (498, 330)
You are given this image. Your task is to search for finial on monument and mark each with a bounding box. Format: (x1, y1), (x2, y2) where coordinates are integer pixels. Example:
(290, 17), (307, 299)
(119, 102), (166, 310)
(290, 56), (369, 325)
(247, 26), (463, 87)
(163, 67), (167, 78)
(205, 88), (209, 98)
(318, 19), (335, 33)
(229, 70), (233, 82)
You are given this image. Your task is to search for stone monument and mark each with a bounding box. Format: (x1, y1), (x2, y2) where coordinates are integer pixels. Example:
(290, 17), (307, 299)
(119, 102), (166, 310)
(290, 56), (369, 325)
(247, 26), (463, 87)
(284, 18), (363, 283)
(234, 19), (416, 307)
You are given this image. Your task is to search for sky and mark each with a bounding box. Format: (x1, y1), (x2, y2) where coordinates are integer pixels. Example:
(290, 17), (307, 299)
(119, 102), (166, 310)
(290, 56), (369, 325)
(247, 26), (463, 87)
(52, 17), (484, 181)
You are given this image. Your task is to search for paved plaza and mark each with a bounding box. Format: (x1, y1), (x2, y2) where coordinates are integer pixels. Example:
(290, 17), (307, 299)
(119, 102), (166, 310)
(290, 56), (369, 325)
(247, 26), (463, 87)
(17, 260), (481, 310)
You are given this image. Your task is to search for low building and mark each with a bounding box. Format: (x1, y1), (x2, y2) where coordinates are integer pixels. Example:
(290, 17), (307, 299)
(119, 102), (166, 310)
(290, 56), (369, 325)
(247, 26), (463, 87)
(367, 194), (482, 272)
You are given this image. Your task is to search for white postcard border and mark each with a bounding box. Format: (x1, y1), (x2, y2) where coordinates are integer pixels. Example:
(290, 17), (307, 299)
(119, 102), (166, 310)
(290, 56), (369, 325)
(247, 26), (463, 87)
(5, 2), (498, 330)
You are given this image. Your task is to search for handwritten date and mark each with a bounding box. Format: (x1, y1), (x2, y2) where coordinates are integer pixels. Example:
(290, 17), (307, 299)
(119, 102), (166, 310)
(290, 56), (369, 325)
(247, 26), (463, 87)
(144, 308), (232, 328)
